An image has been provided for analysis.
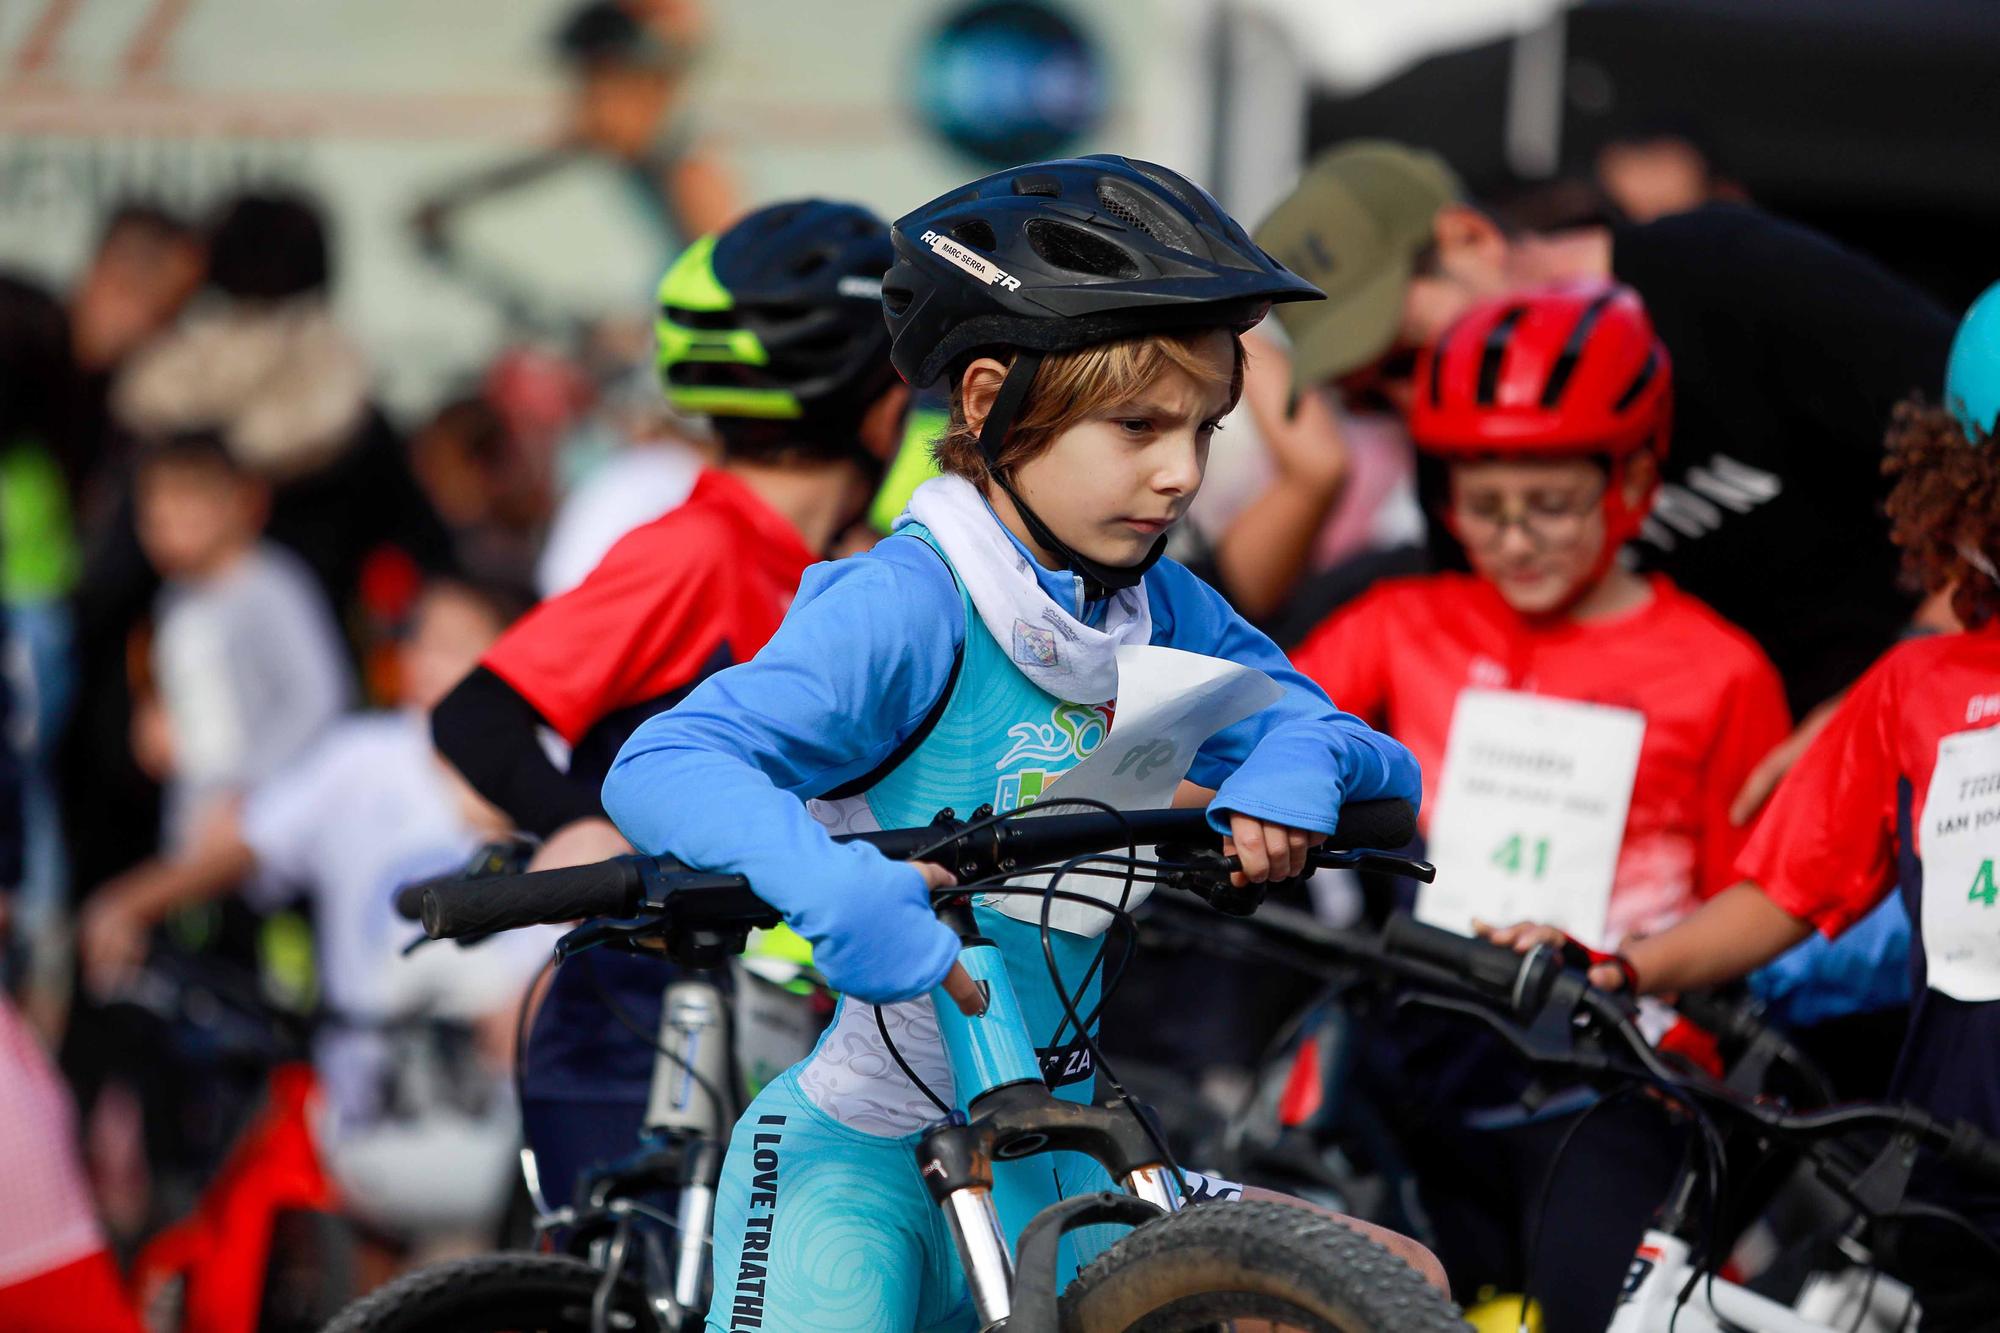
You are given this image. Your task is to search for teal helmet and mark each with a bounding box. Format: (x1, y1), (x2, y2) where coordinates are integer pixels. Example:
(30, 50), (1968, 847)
(1945, 280), (2000, 444)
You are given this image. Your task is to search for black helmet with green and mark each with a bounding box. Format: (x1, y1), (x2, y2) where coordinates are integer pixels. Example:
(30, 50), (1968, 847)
(655, 199), (899, 466)
(882, 154), (1322, 592)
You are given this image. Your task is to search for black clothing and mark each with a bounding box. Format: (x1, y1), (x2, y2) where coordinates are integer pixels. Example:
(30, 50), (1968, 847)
(1609, 204), (1953, 713)
(430, 666), (602, 839)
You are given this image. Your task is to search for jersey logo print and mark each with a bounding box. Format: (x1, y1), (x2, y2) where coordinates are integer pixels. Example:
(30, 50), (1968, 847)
(995, 702), (1114, 812)
(1013, 618), (1059, 668)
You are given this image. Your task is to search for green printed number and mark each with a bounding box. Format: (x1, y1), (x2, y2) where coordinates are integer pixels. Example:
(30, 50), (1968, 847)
(1971, 859), (1998, 908)
(1491, 833), (1552, 881)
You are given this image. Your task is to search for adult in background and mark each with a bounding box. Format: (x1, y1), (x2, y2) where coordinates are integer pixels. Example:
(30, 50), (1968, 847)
(1252, 141), (1955, 814)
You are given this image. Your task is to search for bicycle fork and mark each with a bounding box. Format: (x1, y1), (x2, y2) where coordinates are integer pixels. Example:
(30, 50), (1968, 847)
(918, 909), (1179, 1332)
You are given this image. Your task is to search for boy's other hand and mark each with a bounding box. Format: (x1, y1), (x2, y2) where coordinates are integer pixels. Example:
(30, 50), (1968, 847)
(528, 817), (634, 873)
(802, 859), (959, 1005)
(1223, 813), (1325, 886)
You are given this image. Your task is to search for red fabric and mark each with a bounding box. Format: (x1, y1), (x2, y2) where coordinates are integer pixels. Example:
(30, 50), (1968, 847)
(1278, 1035), (1325, 1128)
(481, 469), (817, 743)
(1655, 1017), (1725, 1078)
(0, 1250), (143, 1333)
(1294, 573), (1790, 941)
(129, 1064), (336, 1333)
(1737, 626), (2000, 937)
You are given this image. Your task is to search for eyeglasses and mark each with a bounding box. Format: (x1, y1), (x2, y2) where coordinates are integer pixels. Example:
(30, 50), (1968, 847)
(1449, 481), (1607, 550)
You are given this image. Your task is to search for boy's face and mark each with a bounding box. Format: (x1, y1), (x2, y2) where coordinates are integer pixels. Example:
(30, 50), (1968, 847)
(135, 463), (265, 581)
(1447, 457), (1611, 615)
(1009, 328), (1234, 570)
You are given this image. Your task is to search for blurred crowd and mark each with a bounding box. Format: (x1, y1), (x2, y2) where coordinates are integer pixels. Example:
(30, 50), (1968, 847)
(0, 8), (1994, 1329)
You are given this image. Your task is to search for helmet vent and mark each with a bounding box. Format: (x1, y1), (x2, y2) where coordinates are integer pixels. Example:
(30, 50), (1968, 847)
(664, 306), (738, 332)
(1477, 305), (1530, 406)
(1128, 160), (1200, 208)
(1096, 179), (1201, 255)
(1538, 289), (1618, 407)
(882, 282), (913, 315)
(1613, 345), (1663, 412)
(951, 220), (998, 251)
(1026, 219), (1140, 280)
(1012, 174), (1061, 198)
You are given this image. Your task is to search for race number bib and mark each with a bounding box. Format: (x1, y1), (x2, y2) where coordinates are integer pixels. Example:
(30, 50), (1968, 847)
(1417, 690), (1645, 949)
(1918, 725), (2000, 1002)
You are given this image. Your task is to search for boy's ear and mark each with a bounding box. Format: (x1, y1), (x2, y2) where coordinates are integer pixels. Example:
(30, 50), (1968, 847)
(1621, 450), (1659, 507)
(957, 357), (1011, 439)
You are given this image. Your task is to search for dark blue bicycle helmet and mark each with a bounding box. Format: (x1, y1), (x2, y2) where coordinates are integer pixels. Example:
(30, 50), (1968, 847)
(657, 198), (898, 463)
(882, 155), (1321, 592)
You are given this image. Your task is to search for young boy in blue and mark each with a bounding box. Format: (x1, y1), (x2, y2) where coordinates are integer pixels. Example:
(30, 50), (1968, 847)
(603, 156), (1428, 1332)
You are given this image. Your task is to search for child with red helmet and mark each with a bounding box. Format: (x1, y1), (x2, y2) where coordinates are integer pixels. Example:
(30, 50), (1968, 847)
(1290, 284), (1799, 1331)
(1295, 284), (1788, 948)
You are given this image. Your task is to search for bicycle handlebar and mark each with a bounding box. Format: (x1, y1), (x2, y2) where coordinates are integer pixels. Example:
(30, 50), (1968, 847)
(1379, 914), (1565, 1016)
(419, 799), (1418, 943)
(1375, 913), (2000, 1193)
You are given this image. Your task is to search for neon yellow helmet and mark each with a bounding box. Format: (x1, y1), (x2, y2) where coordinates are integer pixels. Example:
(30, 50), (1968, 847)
(655, 200), (898, 453)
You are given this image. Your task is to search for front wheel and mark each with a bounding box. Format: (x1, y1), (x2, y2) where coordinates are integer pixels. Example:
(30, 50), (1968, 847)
(320, 1252), (666, 1333)
(1059, 1201), (1468, 1332)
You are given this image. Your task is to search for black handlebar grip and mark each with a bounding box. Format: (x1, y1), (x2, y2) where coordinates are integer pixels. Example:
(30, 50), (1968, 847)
(1326, 798), (1417, 851)
(1942, 1119), (2000, 1191)
(421, 859), (642, 939)
(1382, 914), (1546, 1011)
(392, 878), (434, 922)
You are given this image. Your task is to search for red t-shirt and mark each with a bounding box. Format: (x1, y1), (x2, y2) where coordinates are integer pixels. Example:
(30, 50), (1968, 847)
(481, 468), (816, 776)
(1294, 573), (1790, 940)
(1735, 627), (2000, 1178)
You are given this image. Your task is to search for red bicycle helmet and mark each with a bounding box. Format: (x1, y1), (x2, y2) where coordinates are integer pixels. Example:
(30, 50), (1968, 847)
(1411, 283), (1669, 459)
(1413, 283), (1671, 548)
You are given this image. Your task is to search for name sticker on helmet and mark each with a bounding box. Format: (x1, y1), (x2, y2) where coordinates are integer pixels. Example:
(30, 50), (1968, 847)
(921, 229), (1022, 291)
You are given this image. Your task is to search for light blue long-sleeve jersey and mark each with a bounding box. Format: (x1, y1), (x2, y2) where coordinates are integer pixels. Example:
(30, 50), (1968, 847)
(602, 519), (1420, 1002)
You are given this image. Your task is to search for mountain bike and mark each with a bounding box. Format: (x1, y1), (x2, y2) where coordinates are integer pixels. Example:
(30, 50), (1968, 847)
(328, 840), (828, 1333)
(1371, 916), (2000, 1332)
(327, 799), (1468, 1332)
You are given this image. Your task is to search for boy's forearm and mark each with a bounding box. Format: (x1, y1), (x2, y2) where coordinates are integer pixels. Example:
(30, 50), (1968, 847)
(1625, 882), (1815, 994)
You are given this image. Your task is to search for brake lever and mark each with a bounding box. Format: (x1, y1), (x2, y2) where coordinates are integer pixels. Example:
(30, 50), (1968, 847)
(1310, 848), (1437, 882)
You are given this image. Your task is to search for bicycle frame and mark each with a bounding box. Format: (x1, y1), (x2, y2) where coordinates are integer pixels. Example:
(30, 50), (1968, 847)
(1610, 1230), (1915, 1333)
(520, 972), (736, 1333)
(915, 900), (1181, 1333)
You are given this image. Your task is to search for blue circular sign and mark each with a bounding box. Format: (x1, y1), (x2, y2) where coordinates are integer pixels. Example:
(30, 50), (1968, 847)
(917, 1), (1107, 168)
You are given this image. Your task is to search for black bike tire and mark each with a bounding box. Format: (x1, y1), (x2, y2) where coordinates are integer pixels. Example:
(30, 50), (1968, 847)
(1058, 1200), (1468, 1332)
(318, 1252), (661, 1333)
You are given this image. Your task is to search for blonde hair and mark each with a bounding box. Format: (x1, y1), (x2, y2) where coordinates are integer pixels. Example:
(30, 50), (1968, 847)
(935, 331), (1246, 484)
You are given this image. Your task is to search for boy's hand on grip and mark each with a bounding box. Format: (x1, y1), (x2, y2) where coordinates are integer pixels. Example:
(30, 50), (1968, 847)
(798, 858), (959, 1005)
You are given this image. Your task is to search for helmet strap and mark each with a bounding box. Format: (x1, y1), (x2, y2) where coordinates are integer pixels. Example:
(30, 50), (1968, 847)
(1544, 456), (1651, 617)
(978, 351), (1166, 600)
